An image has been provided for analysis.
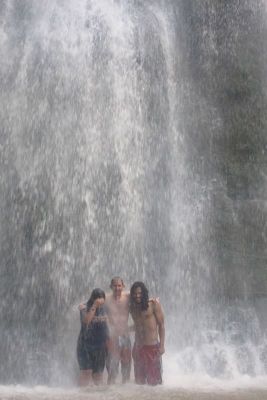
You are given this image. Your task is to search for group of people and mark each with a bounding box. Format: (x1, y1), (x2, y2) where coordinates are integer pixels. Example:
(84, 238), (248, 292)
(76, 277), (165, 386)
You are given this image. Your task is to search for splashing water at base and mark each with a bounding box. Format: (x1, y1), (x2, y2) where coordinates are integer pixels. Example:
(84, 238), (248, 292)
(1, 383), (267, 400)
(0, 0), (267, 389)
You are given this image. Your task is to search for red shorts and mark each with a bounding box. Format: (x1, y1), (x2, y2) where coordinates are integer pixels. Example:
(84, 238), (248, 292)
(132, 343), (162, 385)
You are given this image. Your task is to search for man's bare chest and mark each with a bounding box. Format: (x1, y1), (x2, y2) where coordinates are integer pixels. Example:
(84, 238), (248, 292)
(108, 299), (129, 315)
(133, 308), (153, 324)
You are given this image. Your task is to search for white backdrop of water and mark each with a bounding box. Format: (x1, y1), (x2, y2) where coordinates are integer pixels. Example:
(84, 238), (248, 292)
(0, 0), (267, 393)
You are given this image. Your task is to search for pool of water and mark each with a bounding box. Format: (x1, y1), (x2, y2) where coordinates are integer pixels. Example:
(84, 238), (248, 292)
(1, 380), (267, 400)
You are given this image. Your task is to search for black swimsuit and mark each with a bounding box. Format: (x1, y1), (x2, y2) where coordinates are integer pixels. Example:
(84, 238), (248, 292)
(77, 306), (109, 372)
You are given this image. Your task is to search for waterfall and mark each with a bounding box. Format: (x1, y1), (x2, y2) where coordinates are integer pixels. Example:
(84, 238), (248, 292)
(0, 0), (266, 385)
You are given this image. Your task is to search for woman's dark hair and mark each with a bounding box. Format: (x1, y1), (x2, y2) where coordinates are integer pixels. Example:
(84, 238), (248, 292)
(130, 281), (149, 311)
(86, 288), (105, 311)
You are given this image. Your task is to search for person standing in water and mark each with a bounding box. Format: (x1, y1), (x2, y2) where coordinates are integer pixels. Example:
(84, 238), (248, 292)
(77, 288), (109, 386)
(130, 281), (165, 385)
(105, 276), (132, 384)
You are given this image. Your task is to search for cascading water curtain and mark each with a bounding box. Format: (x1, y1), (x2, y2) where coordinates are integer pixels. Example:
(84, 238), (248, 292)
(0, 0), (266, 385)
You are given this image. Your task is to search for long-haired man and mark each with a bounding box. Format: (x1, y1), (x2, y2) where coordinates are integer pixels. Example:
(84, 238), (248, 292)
(130, 281), (165, 385)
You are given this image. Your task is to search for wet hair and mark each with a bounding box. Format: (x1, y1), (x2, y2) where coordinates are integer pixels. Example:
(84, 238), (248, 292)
(110, 276), (124, 288)
(130, 281), (149, 311)
(86, 288), (105, 311)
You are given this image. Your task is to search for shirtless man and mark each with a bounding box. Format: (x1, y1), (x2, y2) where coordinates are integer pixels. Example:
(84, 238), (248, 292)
(129, 281), (165, 386)
(105, 277), (131, 384)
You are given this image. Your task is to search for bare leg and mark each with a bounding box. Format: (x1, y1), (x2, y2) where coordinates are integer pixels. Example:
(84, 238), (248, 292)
(79, 369), (93, 386)
(121, 347), (131, 383)
(106, 338), (120, 384)
(93, 372), (103, 385)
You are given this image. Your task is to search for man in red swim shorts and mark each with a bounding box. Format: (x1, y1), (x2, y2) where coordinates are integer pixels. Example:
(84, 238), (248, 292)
(130, 282), (165, 385)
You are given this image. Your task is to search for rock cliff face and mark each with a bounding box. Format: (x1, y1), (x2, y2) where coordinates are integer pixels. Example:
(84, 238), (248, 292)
(176, 0), (267, 302)
(0, 0), (266, 384)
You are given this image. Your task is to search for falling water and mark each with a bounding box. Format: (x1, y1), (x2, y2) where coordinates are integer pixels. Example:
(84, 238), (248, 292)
(0, 0), (267, 397)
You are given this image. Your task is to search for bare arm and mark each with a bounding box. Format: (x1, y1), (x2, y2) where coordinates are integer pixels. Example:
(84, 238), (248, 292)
(104, 297), (115, 327)
(82, 307), (96, 326)
(82, 298), (104, 326)
(154, 302), (165, 355)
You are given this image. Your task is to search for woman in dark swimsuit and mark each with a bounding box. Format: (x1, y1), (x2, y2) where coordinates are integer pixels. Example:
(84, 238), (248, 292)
(77, 288), (109, 386)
